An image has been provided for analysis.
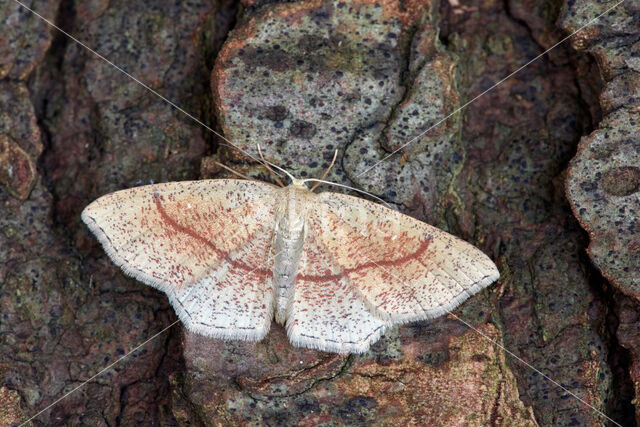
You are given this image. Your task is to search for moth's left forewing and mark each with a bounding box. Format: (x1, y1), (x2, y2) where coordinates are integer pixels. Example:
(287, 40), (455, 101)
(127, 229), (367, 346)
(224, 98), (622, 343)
(82, 179), (281, 341)
(308, 192), (500, 323)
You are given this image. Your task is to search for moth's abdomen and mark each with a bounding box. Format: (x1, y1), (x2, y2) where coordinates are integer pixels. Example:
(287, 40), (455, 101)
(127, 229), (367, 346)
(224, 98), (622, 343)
(273, 221), (305, 324)
(273, 185), (309, 324)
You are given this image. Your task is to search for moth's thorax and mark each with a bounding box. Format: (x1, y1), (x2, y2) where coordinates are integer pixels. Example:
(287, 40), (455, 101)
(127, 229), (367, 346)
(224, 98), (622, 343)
(277, 183), (316, 232)
(273, 183), (316, 323)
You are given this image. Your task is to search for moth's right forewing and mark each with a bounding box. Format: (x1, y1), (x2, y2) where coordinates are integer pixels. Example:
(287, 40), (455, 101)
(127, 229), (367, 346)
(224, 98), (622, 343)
(309, 192), (500, 323)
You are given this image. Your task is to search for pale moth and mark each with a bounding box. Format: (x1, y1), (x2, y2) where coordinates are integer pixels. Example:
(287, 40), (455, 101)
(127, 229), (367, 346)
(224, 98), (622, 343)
(82, 152), (500, 353)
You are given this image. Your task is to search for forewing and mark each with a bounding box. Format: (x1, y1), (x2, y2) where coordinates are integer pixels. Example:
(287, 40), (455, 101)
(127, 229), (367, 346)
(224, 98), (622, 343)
(286, 228), (388, 354)
(82, 179), (280, 340)
(309, 192), (500, 323)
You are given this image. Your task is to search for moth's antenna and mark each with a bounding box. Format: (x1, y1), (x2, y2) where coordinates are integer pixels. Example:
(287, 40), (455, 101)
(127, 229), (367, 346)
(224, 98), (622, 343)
(256, 144), (286, 187)
(256, 143), (294, 185)
(302, 178), (395, 210)
(309, 150), (338, 192)
(213, 161), (251, 180)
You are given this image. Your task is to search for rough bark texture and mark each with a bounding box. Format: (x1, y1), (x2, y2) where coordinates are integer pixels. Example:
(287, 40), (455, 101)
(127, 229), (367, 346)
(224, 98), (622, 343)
(0, 0), (637, 425)
(561, 0), (640, 422)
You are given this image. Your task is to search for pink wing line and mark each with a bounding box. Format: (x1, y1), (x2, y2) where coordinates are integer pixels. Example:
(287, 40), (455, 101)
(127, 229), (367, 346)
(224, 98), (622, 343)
(286, 228), (388, 354)
(82, 179), (280, 340)
(308, 192), (500, 324)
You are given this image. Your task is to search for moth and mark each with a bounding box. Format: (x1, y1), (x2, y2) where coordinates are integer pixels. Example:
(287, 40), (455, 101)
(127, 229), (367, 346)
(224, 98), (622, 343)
(82, 168), (499, 353)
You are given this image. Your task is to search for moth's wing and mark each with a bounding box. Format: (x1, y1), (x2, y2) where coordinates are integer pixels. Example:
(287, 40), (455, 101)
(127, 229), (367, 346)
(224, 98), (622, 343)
(82, 179), (280, 341)
(308, 192), (500, 323)
(286, 226), (388, 354)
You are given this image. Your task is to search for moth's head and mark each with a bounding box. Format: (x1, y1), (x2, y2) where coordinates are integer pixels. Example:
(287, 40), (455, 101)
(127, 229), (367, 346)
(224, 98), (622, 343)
(257, 145), (338, 193)
(290, 177), (309, 189)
